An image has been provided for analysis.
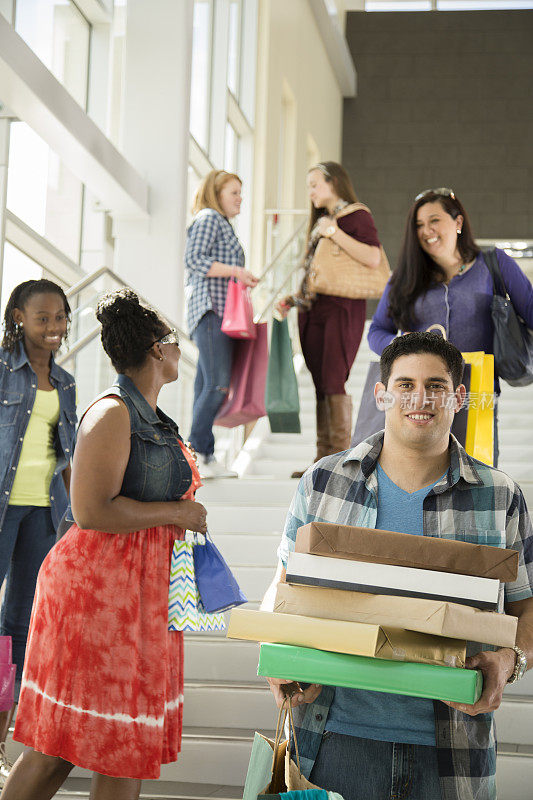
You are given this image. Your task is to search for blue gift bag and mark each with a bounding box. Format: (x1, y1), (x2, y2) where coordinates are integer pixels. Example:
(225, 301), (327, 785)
(193, 533), (247, 613)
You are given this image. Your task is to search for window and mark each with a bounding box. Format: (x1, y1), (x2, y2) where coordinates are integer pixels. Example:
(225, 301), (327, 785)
(186, 164), (203, 224)
(7, 122), (84, 263)
(227, 0), (242, 98)
(224, 121), (239, 173)
(1, 243), (43, 317)
(15, 0), (91, 109)
(190, 0), (213, 151)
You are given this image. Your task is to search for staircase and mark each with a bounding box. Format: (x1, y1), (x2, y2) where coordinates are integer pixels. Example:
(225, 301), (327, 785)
(6, 327), (533, 799)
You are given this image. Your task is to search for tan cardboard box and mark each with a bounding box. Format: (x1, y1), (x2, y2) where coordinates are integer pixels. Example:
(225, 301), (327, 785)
(274, 582), (517, 648)
(228, 607), (466, 667)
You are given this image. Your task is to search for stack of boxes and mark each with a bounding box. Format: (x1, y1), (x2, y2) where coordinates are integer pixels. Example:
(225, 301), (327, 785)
(228, 522), (519, 704)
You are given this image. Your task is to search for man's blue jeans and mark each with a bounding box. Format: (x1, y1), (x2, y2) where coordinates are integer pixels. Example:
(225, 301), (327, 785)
(308, 731), (442, 800)
(0, 505), (56, 701)
(190, 311), (234, 457)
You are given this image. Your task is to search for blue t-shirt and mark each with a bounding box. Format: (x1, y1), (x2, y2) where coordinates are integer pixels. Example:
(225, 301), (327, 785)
(325, 463), (446, 746)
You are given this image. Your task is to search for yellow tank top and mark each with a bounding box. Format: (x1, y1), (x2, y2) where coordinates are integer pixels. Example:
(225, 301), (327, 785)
(9, 389), (60, 507)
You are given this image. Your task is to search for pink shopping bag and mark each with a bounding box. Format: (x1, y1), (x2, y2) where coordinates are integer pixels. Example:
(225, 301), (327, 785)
(221, 279), (257, 340)
(215, 322), (268, 427)
(0, 636), (15, 712)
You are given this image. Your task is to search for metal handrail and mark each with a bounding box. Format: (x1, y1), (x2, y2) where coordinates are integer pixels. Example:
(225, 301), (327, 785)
(264, 208), (308, 216)
(59, 265), (197, 369)
(258, 219), (307, 285)
(254, 264), (302, 323)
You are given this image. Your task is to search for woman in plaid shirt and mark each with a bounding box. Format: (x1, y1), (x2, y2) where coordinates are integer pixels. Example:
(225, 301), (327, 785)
(185, 170), (257, 479)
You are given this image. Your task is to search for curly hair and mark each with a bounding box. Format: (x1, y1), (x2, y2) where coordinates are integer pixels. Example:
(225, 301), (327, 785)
(2, 279), (71, 352)
(95, 288), (166, 373)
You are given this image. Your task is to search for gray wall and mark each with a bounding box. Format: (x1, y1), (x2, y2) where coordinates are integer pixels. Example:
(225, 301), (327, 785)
(342, 10), (533, 268)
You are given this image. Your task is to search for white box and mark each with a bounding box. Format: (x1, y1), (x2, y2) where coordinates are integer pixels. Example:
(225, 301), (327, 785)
(286, 552), (500, 610)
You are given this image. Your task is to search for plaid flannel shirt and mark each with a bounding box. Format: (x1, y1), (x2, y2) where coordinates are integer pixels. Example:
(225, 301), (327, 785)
(278, 432), (533, 800)
(184, 208), (245, 335)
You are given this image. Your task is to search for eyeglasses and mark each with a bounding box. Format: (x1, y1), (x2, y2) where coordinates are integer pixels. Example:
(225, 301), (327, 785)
(414, 187), (456, 202)
(151, 328), (180, 348)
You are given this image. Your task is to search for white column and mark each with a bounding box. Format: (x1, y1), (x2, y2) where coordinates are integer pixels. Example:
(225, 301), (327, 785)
(0, 0), (14, 305)
(112, 0), (194, 329)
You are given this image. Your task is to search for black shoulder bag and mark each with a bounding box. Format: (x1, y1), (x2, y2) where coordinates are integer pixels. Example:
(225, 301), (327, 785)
(483, 247), (533, 386)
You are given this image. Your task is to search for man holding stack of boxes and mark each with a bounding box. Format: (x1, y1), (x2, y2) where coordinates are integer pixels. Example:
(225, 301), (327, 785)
(229, 332), (533, 800)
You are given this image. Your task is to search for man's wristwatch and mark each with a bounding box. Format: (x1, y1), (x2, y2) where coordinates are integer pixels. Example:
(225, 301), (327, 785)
(323, 225), (337, 238)
(507, 645), (528, 684)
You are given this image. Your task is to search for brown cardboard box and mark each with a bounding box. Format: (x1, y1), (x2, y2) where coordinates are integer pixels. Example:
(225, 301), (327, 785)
(274, 582), (517, 648)
(227, 608), (466, 667)
(295, 522), (518, 582)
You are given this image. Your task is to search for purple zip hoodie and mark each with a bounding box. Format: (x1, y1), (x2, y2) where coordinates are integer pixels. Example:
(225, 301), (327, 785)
(368, 248), (533, 378)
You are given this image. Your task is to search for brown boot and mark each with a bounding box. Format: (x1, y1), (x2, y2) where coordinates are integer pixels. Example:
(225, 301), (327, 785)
(291, 400), (332, 478)
(314, 398), (331, 461)
(327, 394), (353, 454)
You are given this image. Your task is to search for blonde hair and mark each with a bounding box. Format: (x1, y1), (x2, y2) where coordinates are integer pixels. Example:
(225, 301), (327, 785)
(192, 170), (242, 216)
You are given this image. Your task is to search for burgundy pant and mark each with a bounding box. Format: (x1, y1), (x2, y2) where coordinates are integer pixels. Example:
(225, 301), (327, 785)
(298, 293), (366, 399)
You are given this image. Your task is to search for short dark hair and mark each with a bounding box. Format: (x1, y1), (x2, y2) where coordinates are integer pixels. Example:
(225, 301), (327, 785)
(95, 288), (166, 373)
(380, 332), (464, 389)
(2, 279), (71, 351)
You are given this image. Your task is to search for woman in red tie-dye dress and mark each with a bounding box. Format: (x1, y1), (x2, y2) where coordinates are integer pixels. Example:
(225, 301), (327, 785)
(3, 289), (206, 800)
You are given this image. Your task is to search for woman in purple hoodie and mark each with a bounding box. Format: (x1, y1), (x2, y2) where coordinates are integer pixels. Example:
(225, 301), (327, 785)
(367, 188), (533, 463)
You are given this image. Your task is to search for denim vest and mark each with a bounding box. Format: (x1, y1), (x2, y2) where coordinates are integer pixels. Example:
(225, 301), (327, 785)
(65, 374), (193, 526)
(0, 342), (77, 532)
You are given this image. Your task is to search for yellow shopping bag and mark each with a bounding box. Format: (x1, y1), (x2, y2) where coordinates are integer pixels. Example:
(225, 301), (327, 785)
(462, 352), (494, 466)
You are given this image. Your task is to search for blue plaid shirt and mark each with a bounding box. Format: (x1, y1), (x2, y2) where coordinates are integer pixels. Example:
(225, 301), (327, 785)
(184, 208), (245, 334)
(278, 432), (533, 800)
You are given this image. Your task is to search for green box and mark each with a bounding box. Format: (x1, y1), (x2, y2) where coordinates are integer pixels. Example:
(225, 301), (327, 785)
(257, 643), (483, 704)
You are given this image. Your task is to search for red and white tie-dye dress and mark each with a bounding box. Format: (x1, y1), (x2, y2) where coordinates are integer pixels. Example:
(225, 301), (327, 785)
(13, 441), (201, 780)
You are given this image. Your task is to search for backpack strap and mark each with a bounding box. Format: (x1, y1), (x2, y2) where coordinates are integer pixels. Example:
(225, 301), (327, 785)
(483, 247), (507, 298)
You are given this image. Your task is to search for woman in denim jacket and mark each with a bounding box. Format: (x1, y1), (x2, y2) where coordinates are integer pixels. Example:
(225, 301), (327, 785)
(0, 279), (76, 785)
(6, 289), (207, 800)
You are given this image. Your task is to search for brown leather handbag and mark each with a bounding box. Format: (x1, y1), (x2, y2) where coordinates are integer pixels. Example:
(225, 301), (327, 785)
(307, 202), (391, 300)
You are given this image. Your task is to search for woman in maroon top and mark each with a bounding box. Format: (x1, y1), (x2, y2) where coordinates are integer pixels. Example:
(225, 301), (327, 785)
(277, 162), (382, 477)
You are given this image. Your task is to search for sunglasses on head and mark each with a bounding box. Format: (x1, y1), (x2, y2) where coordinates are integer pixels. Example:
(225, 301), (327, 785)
(415, 187), (456, 203)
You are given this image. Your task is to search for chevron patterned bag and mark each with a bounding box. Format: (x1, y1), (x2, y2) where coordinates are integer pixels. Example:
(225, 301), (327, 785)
(168, 537), (225, 632)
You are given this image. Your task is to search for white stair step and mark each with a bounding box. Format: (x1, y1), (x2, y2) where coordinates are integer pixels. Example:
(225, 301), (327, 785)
(184, 637), (262, 683)
(495, 698), (533, 745)
(249, 458), (311, 478)
(497, 463), (533, 482)
(214, 534), (280, 565)
(232, 566), (276, 602)
(499, 429), (533, 445)
(496, 749), (533, 800)
(197, 479), (296, 506)
(261, 442), (316, 460)
(6, 728), (263, 787)
(58, 777), (243, 799)
(497, 443), (533, 461)
(183, 682), (276, 730)
(504, 668), (533, 697)
(207, 506), (287, 535)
